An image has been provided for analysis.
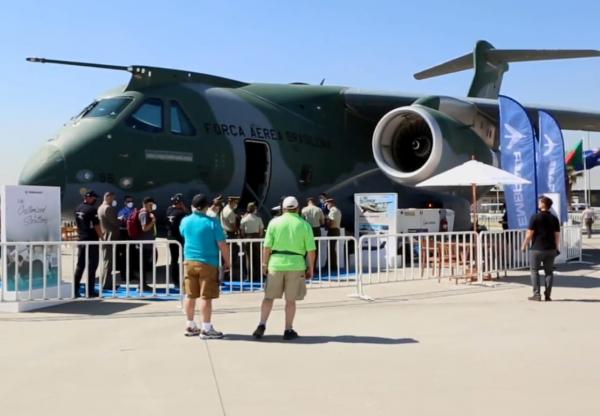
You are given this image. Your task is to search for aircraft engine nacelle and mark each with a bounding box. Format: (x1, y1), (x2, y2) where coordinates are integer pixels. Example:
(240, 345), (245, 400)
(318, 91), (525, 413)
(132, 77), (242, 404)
(372, 101), (495, 186)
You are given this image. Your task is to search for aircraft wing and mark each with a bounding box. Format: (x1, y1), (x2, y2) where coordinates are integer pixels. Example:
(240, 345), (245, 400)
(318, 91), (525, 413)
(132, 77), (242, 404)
(468, 97), (600, 131)
(343, 89), (600, 132)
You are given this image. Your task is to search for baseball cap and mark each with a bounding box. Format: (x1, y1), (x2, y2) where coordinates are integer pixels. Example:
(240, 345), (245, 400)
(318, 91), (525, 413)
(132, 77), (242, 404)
(282, 196), (299, 209)
(192, 193), (209, 209)
(170, 193), (184, 204)
(84, 190), (99, 198)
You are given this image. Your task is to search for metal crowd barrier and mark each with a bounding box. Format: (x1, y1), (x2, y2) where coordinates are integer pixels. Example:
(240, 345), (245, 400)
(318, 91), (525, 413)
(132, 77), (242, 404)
(0, 240), (182, 302)
(477, 225), (582, 282)
(0, 228), (584, 306)
(357, 232), (478, 291)
(220, 236), (358, 294)
(477, 229), (528, 281)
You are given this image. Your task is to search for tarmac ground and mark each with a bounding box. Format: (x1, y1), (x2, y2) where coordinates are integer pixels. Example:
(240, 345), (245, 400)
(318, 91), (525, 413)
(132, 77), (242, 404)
(1, 236), (600, 415)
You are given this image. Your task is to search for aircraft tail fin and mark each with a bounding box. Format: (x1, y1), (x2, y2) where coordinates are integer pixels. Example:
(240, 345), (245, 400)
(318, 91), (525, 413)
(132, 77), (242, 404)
(413, 40), (600, 99)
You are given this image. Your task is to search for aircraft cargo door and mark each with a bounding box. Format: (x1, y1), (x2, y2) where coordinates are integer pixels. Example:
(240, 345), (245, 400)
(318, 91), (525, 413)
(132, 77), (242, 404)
(241, 140), (271, 209)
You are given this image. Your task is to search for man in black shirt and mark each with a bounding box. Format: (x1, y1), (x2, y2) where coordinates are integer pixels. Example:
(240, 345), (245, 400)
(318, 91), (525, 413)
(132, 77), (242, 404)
(521, 196), (561, 301)
(166, 193), (188, 288)
(74, 190), (102, 297)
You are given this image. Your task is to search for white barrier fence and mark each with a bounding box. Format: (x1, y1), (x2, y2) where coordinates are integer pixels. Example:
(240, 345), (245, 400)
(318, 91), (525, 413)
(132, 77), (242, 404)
(357, 231), (478, 285)
(0, 237), (359, 304)
(0, 227), (583, 307)
(220, 236), (358, 293)
(0, 240), (182, 302)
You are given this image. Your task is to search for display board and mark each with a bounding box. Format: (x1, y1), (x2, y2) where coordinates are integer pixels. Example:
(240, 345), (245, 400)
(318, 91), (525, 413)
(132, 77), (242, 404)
(354, 193), (398, 268)
(1, 185), (61, 291)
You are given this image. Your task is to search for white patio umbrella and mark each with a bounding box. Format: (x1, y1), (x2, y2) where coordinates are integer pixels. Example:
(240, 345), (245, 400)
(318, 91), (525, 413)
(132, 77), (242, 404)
(416, 159), (531, 231)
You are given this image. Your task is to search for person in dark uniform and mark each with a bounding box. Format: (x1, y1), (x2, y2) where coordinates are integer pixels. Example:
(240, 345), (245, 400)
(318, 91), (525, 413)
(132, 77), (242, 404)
(166, 193), (188, 288)
(500, 203), (509, 230)
(116, 195), (136, 279)
(325, 198), (342, 272)
(73, 190), (102, 297)
(521, 196), (561, 301)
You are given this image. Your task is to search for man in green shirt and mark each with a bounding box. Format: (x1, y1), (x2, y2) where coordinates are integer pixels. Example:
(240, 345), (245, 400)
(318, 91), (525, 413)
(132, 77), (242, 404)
(253, 196), (316, 340)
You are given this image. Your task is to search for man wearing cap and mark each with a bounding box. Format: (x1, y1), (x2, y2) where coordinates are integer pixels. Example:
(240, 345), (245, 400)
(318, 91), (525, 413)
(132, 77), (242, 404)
(325, 198), (342, 271)
(221, 196), (240, 238)
(117, 195), (135, 278)
(253, 196), (316, 340)
(74, 190), (102, 297)
(207, 195), (224, 219)
(98, 192), (120, 290)
(221, 196), (241, 276)
(180, 194), (231, 338)
(166, 194), (188, 288)
(138, 197), (157, 291)
(240, 202), (265, 282)
(302, 197), (325, 267)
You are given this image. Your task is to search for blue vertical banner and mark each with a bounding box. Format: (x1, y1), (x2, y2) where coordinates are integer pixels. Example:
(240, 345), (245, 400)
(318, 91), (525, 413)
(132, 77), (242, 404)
(499, 95), (538, 229)
(537, 111), (568, 223)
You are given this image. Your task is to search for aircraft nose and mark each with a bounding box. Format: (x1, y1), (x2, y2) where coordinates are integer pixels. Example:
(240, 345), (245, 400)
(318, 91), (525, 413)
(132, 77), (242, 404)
(18, 144), (66, 189)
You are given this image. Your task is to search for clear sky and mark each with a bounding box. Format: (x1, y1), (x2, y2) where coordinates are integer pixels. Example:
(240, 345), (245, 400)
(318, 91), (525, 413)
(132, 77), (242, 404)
(2, 0), (600, 184)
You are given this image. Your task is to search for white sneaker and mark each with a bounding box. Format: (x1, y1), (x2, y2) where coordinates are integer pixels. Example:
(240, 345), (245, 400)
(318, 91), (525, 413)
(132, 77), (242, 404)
(184, 326), (201, 337)
(200, 327), (224, 339)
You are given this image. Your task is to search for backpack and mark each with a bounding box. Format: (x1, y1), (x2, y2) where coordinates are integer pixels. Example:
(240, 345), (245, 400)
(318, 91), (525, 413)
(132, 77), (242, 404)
(126, 208), (143, 239)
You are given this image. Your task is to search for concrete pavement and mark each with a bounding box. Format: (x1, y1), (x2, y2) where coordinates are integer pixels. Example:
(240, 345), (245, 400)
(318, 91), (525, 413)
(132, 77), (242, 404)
(1, 237), (600, 415)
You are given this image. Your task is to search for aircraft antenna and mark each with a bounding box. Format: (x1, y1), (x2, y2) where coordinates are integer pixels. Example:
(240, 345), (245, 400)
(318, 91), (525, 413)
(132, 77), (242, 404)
(26, 57), (130, 72)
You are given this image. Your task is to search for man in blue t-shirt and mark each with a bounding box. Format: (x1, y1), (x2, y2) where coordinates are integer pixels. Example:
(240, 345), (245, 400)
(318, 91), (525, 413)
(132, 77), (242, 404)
(179, 194), (231, 339)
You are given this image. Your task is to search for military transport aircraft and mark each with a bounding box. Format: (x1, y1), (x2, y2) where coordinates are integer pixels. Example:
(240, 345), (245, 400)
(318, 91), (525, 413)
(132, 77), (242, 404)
(19, 40), (600, 230)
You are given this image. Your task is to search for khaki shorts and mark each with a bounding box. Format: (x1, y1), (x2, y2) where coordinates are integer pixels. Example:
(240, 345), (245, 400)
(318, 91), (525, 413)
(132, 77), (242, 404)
(264, 270), (307, 301)
(184, 261), (219, 299)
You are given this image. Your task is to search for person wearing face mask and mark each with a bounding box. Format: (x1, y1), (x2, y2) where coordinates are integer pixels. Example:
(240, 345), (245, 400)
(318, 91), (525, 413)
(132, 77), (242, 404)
(221, 196), (241, 278)
(166, 193), (188, 288)
(117, 196), (135, 239)
(73, 190), (102, 297)
(117, 195), (136, 281)
(138, 197), (157, 292)
(318, 193), (330, 216)
(98, 192), (120, 290)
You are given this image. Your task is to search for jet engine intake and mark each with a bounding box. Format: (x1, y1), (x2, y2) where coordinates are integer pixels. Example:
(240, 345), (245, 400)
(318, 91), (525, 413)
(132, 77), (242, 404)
(372, 104), (493, 186)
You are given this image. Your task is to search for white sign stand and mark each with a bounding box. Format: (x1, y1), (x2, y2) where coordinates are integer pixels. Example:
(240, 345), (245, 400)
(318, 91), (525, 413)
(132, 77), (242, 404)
(1, 185), (71, 312)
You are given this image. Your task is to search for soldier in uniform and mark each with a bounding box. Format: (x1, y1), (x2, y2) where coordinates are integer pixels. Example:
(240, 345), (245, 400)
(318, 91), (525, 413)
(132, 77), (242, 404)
(73, 190), (102, 297)
(166, 193), (188, 288)
(221, 196), (240, 238)
(301, 197), (325, 268)
(207, 195), (224, 219)
(325, 198), (342, 271)
(97, 192), (120, 290)
(116, 195), (135, 278)
(240, 202), (265, 282)
(221, 196), (241, 277)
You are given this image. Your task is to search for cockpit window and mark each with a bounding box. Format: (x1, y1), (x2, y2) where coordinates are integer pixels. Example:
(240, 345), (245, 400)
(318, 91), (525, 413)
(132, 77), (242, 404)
(83, 97), (132, 118)
(126, 98), (163, 133)
(170, 101), (196, 136)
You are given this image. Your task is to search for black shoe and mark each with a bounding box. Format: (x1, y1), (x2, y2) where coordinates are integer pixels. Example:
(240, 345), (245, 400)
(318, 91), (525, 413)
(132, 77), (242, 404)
(545, 295), (552, 301)
(283, 329), (299, 340)
(528, 295), (541, 301)
(253, 324), (266, 339)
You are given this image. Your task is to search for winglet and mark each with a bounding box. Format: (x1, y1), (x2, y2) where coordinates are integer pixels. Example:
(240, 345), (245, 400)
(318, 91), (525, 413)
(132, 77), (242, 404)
(414, 41), (600, 99)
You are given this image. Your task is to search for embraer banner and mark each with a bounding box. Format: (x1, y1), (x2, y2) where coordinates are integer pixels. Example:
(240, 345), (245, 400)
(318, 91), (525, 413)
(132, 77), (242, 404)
(499, 96), (537, 229)
(537, 111), (568, 223)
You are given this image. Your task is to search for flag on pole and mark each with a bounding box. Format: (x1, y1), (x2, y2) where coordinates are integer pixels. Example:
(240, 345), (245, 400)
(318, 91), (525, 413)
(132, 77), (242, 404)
(565, 140), (583, 170)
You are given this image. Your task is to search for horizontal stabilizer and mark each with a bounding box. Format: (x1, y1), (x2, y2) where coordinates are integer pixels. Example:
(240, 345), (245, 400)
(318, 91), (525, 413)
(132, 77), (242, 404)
(414, 48), (600, 80)
(414, 41), (600, 99)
